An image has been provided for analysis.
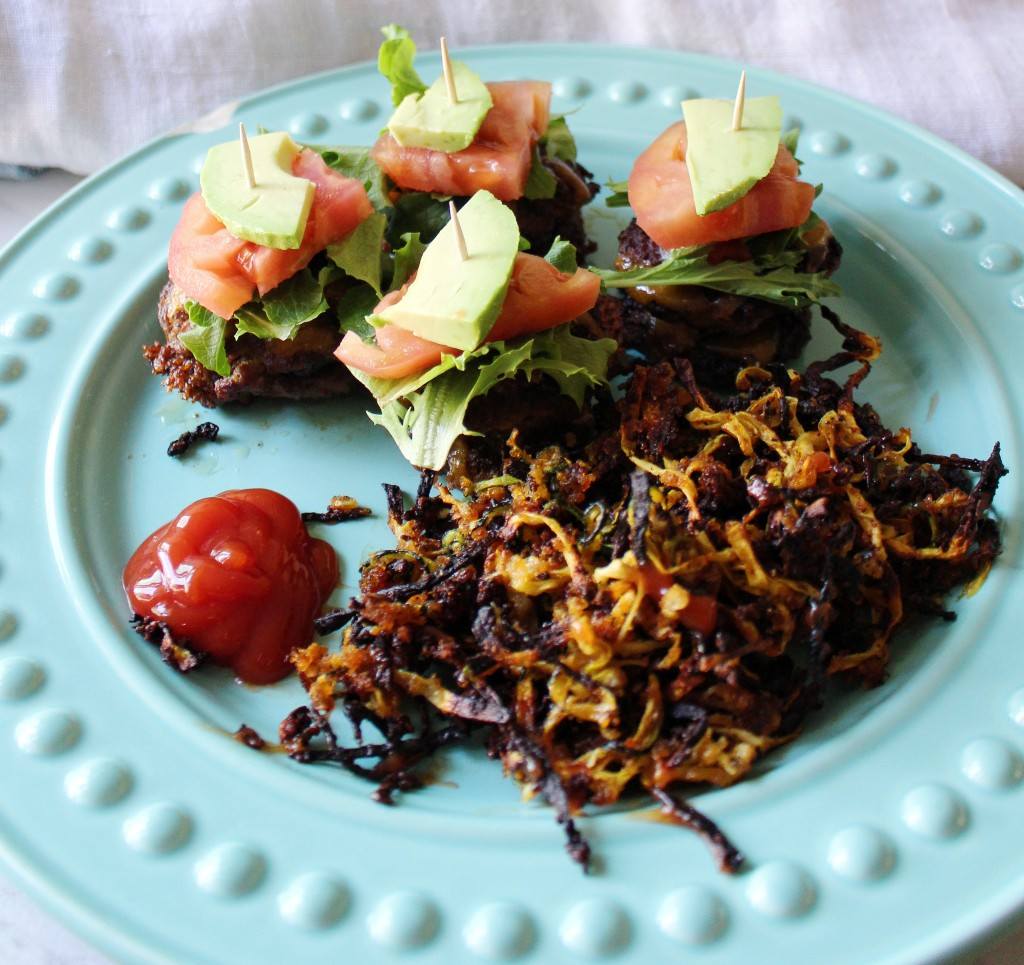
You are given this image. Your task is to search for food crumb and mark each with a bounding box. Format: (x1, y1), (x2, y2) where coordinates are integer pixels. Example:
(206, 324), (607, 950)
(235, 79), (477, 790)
(301, 495), (372, 523)
(167, 421), (220, 457)
(233, 724), (266, 750)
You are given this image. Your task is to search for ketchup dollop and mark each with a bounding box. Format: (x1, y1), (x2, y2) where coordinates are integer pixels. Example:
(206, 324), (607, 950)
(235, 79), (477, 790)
(123, 488), (338, 685)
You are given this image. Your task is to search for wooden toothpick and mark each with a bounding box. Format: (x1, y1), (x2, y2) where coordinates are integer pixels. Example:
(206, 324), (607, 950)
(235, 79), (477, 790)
(239, 122), (256, 189)
(440, 37), (458, 105)
(731, 71), (747, 132)
(449, 201), (468, 261)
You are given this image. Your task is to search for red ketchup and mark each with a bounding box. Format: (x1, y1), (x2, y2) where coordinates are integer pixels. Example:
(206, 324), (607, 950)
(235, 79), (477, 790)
(123, 488), (338, 685)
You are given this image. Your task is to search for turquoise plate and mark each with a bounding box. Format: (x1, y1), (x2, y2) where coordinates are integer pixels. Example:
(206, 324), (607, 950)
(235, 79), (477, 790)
(1, 44), (1022, 965)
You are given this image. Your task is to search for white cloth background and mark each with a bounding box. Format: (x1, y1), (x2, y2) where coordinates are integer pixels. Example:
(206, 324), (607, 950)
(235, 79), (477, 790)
(1, 0), (1021, 185)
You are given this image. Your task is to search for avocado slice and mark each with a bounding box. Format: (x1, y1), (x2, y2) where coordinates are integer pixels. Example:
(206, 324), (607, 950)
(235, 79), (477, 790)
(387, 60), (493, 153)
(200, 132), (315, 249)
(683, 95), (783, 215)
(375, 190), (518, 350)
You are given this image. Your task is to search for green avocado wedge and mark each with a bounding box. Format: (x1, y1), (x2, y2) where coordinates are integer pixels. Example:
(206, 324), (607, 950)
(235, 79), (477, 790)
(200, 131), (314, 249)
(374, 190), (519, 351)
(387, 60), (493, 153)
(683, 95), (783, 215)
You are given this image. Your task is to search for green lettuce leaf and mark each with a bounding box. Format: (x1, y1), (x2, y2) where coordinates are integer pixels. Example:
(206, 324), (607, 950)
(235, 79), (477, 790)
(543, 115), (578, 164)
(180, 303), (230, 377)
(592, 244), (841, 308)
(392, 231), (428, 289)
(523, 148), (558, 200)
(234, 269), (328, 340)
(603, 178), (630, 208)
(316, 145), (392, 212)
(335, 284), (382, 339)
(780, 127), (802, 164)
(378, 25), (426, 106)
(327, 212), (388, 296)
(543, 237), (579, 274)
(389, 190), (452, 246)
(357, 328), (615, 470)
(524, 115), (581, 201)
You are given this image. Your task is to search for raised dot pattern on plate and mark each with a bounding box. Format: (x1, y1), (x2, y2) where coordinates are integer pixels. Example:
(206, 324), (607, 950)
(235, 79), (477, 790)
(277, 871), (350, 930)
(339, 98), (380, 122)
(366, 891), (440, 950)
(559, 898), (631, 957)
(978, 243), (1022, 274)
(0, 609), (17, 641)
(745, 861), (817, 919)
(0, 354), (25, 384)
(0, 311), (49, 339)
(607, 80), (647, 104)
(194, 842), (266, 897)
(961, 738), (1024, 791)
(289, 112), (330, 138)
(14, 708), (81, 756)
(106, 206), (151, 232)
(462, 901), (536, 960)
(939, 209), (984, 239)
(900, 783), (969, 838)
(64, 757), (133, 807)
(122, 802), (193, 854)
(656, 886), (729, 945)
(807, 130), (851, 157)
(0, 655), (44, 701)
(67, 236), (114, 264)
(826, 826), (897, 882)
(658, 85), (700, 110)
(32, 273), (79, 301)
(553, 77), (593, 100)
(855, 153), (897, 179)
(900, 179), (942, 206)
(147, 178), (191, 203)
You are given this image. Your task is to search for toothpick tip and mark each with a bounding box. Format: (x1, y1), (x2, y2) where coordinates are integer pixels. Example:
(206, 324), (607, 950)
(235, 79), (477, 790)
(732, 70), (747, 132)
(440, 36), (458, 105)
(448, 200), (469, 261)
(239, 122), (256, 189)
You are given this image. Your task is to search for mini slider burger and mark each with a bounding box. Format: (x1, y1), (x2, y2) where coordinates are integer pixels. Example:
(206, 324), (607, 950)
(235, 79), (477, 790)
(334, 190), (615, 475)
(594, 77), (842, 382)
(145, 127), (384, 406)
(368, 25), (599, 262)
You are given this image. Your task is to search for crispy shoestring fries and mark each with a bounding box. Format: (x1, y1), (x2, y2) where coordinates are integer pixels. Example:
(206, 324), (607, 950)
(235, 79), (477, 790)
(285, 307), (1005, 871)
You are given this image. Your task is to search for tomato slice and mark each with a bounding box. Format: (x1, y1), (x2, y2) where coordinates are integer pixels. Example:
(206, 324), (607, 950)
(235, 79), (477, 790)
(168, 149), (374, 319)
(486, 254), (600, 342)
(334, 323), (452, 382)
(628, 120), (816, 250)
(369, 81), (551, 201)
(336, 252), (599, 379)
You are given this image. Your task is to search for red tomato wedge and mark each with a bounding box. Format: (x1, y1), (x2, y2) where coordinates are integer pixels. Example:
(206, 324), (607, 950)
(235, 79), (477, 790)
(485, 253), (600, 342)
(628, 120), (816, 251)
(334, 290), (454, 380)
(167, 149), (374, 319)
(335, 252), (600, 380)
(369, 81), (551, 201)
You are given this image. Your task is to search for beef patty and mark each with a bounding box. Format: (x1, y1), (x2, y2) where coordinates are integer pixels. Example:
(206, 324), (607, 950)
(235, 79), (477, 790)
(143, 281), (357, 408)
(599, 219), (843, 384)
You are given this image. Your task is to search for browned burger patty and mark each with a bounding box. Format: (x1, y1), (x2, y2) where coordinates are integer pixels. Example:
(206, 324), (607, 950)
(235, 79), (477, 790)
(507, 153), (599, 262)
(143, 281), (356, 408)
(598, 218), (843, 383)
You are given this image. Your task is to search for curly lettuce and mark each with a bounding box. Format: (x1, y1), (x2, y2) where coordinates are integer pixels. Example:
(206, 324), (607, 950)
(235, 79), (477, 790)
(356, 329), (615, 471)
(593, 241), (841, 310)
